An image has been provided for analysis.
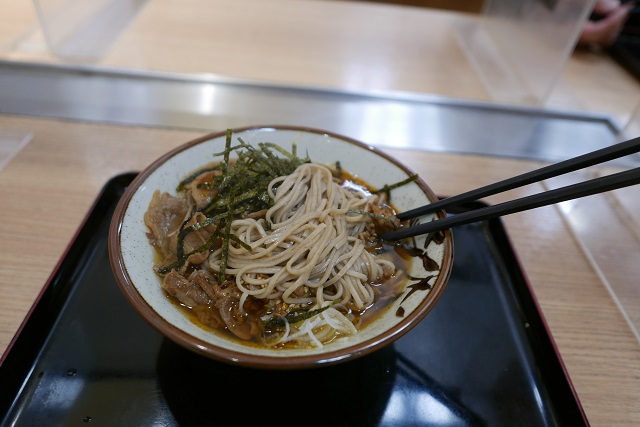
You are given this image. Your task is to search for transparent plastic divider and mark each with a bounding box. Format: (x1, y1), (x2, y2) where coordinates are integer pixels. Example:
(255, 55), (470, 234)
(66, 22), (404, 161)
(454, 0), (595, 106)
(544, 164), (640, 344)
(32, 0), (149, 59)
(620, 100), (640, 143)
(0, 129), (33, 173)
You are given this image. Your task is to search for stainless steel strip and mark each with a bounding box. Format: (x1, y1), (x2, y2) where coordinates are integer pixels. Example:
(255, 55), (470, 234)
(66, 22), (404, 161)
(0, 60), (628, 164)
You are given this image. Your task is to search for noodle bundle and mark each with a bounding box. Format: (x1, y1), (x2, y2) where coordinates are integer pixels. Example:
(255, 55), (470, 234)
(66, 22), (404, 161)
(207, 163), (396, 334)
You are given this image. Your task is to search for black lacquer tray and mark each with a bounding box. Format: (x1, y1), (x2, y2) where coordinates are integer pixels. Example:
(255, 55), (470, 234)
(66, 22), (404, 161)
(0, 173), (589, 426)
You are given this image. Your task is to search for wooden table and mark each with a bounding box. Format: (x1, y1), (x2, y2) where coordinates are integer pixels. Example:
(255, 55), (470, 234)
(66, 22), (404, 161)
(1, 1), (640, 425)
(1, 114), (639, 425)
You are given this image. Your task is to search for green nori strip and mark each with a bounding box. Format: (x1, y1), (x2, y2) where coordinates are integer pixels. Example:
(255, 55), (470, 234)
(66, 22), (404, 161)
(156, 217), (218, 275)
(157, 129), (305, 275)
(217, 190), (235, 283)
(176, 165), (221, 192)
(374, 174), (419, 201)
(186, 227), (222, 258)
(374, 174), (419, 192)
(265, 303), (335, 331)
(334, 161), (343, 178)
(156, 259), (182, 275)
(156, 130), (419, 279)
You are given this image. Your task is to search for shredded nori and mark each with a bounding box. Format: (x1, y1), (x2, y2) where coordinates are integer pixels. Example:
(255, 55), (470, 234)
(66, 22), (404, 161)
(334, 160), (343, 179)
(157, 130), (419, 279)
(374, 174), (419, 201)
(176, 164), (222, 192)
(157, 129), (310, 278)
(265, 303), (335, 331)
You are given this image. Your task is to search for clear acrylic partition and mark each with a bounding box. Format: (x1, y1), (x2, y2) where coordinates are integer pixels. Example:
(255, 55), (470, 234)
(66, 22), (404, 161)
(543, 122), (640, 343)
(0, 129), (32, 173)
(621, 100), (640, 142)
(32, 0), (148, 59)
(454, 0), (595, 105)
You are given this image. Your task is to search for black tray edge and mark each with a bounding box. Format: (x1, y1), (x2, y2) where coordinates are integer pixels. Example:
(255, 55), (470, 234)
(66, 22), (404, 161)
(0, 172), (138, 417)
(481, 202), (590, 426)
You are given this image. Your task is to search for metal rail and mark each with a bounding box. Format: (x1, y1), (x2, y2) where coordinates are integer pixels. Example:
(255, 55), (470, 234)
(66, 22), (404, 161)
(0, 60), (626, 164)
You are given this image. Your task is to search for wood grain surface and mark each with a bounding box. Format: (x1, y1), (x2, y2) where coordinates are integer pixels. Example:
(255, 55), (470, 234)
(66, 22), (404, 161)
(0, 114), (638, 425)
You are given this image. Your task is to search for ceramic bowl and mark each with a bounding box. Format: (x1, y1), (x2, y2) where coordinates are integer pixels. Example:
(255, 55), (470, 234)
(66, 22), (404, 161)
(108, 125), (453, 369)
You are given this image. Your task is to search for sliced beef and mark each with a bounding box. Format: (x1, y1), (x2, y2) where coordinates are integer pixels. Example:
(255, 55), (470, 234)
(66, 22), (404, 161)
(189, 269), (218, 300)
(182, 212), (217, 265)
(144, 190), (190, 262)
(189, 170), (220, 210)
(214, 285), (264, 341)
(370, 203), (400, 233)
(162, 270), (211, 307)
(163, 269), (263, 340)
(192, 306), (226, 330)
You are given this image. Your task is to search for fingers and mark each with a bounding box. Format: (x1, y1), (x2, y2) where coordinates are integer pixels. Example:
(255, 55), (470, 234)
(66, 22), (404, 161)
(593, 0), (624, 15)
(580, 2), (634, 47)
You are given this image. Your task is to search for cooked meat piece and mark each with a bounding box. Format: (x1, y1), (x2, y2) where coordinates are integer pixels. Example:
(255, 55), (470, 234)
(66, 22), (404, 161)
(164, 270), (225, 329)
(192, 305), (226, 330)
(214, 285), (264, 340)
(370, 203), (400, 233)
(189, 269), (218, 300)
(182, 212), (217, 265)
(189, 170), (221, 210)
(164, 269), (263, 340)
(162, 270), (211, 308)
(144, 190), (190, 261)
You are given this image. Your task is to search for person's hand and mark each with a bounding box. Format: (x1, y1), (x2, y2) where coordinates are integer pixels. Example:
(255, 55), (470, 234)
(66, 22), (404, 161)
(578, 0), (634, 48)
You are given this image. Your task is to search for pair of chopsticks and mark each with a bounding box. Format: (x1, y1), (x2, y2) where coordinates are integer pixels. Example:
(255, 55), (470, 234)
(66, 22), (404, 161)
(381, 136), (640, 241)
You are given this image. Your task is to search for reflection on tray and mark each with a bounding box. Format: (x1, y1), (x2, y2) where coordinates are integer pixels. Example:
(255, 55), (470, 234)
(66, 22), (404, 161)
(156, 339), (483, 426)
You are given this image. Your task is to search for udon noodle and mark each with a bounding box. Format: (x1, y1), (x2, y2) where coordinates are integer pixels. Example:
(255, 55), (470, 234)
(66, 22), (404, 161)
(144, 138), (412, 349)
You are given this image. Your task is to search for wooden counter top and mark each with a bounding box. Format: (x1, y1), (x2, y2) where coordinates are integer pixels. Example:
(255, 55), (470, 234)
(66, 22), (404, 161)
(1, 114), (639, 426)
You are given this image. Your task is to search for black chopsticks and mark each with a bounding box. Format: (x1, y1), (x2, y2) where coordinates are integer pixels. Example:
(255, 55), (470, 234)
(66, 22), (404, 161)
(381, 136), (640, 241)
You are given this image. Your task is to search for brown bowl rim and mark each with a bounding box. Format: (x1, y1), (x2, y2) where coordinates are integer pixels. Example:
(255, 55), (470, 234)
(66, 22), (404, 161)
(108, 125), (454, 370)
